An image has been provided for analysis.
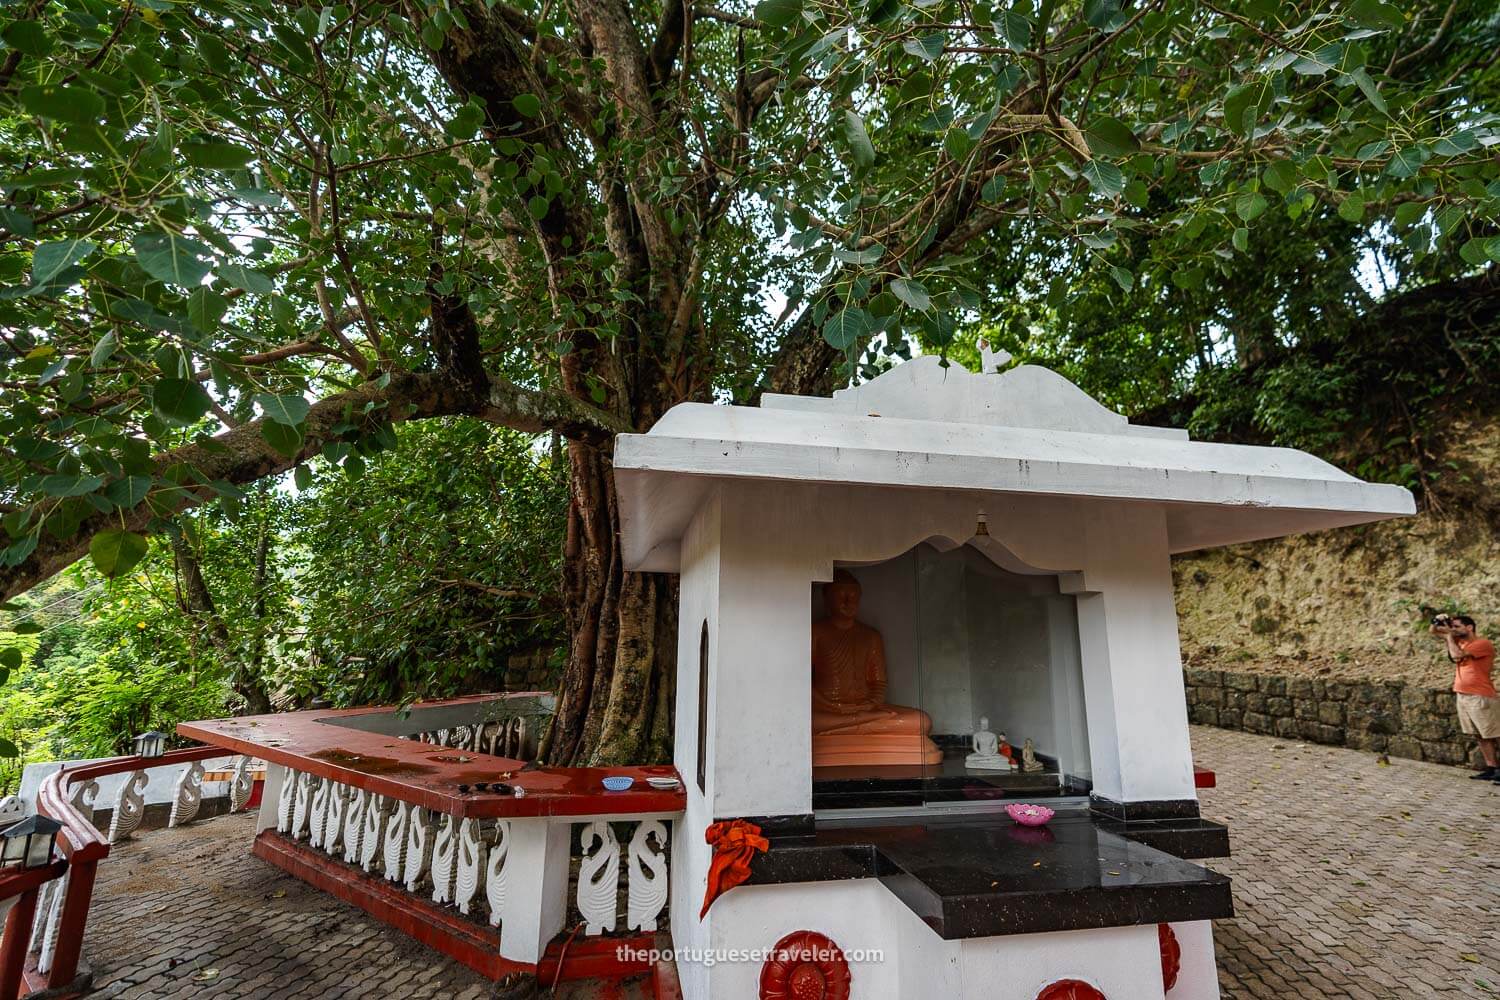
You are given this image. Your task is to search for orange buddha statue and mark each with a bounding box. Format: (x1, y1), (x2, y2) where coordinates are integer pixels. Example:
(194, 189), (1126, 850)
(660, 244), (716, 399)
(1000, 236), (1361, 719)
(811, 570), (944, 767)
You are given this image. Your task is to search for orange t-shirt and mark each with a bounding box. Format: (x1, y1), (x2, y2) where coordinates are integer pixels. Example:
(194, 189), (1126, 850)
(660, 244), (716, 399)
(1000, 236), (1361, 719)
(1453, 636), (1496, 698)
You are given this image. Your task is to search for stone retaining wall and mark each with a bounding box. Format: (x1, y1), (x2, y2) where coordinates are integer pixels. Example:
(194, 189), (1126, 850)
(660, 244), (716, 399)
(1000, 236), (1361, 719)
(1184, 668), (1481, 767)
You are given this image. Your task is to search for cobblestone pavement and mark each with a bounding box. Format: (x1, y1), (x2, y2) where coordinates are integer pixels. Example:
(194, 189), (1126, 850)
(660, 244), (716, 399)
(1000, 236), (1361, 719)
(1193, 725), (1500, 999)
(76, 727), (1499, 998)
(82, 811), (650, 999)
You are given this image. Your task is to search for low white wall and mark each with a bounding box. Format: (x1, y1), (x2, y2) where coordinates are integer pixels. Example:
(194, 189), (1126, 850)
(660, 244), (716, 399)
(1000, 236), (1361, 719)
(692, 877), (1211, 999)
(15, 756), (240, 814)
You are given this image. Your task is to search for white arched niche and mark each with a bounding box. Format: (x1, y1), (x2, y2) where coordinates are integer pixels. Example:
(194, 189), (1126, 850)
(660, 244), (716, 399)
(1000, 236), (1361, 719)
(815, 534), (1093, 788)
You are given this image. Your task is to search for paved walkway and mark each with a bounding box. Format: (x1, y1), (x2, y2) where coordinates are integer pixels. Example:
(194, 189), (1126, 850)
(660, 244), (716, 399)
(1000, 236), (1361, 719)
(1193, 725), (1500, 999)
(73, 727), (1499, 997)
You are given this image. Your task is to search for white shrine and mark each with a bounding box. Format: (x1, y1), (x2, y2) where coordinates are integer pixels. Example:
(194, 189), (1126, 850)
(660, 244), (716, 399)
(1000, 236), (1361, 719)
(612, 353), (1413, 1000)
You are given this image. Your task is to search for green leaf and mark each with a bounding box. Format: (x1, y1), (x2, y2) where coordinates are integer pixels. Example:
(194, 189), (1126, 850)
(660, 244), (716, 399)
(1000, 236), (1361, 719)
(754, 0), (802, 29)
(261, 420), (304, 458)
(1459, 237), (1500, 267)
(256, 393), (310, 426)
(1350, 67), (1387, 115)
(134, 231), (212, 287)
(1083, 0), (1120, 29)
(841, 110), (876, 170)
(19, 84), (105, 125)
(0, 738), (17, 758)
(1384, 146), (1428, 179)
(821, 307), (872, 350)
(104, 475), (152, 509)
(1222, 84), (1255, 136)
(2, 20), (52, 57)
(1338, 191), (1365, 223)
(89, 529), (149, 578)
(997, 10), (1032, 49)
(294, 464), (313, 491)
(31, 239), (96, 285)
(216, 262), (274, 294)
(1109, 265), (1134, 291)
(0, 648), (20, 671)
(1347, 0), (1403, 29)
(1233, 227), (1249, 252)
(1082, 160), (1124, 198)
(903, 32), (945, 62)
(1236, 192), (1268, 221)
(512, 94), (541, 118)
(981, 175), (1008, 202)
(39, 474), (103, 497)
(1391, 202), (1424, 228)
(182, 141), (256, 169)
(187, 287), (229, 332)
(152, 378), (213, 426)
(90, 331), (118, 367)
(527, 195), (550, 220)
(890, 278), (932, 311)
(1085, 116), (1139, 158)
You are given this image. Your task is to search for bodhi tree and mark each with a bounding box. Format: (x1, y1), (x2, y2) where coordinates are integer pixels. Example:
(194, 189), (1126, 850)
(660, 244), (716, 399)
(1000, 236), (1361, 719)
(1, 0), (1496, 763)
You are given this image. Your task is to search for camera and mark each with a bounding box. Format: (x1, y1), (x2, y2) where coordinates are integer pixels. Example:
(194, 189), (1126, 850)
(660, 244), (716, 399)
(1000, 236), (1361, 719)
(1432, 613), (1453, 627)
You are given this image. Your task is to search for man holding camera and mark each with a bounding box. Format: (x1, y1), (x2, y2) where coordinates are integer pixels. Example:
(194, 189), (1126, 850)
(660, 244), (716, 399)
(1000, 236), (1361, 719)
(1432, 614), (1498, 781)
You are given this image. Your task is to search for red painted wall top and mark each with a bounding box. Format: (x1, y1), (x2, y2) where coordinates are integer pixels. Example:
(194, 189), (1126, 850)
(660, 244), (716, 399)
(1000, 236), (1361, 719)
(178, 693), (686, 820)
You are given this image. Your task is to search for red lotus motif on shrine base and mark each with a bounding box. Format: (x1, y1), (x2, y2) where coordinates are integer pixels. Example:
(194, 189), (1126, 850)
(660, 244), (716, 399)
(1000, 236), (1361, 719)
(1159, 922), (1182, 991)
(758, 930), (852, 1000)
(1035, 979), (1107, 1000)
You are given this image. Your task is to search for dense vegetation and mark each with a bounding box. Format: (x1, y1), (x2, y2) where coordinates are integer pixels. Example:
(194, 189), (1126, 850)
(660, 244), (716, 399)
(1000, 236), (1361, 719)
(1, 0), (1497, 775)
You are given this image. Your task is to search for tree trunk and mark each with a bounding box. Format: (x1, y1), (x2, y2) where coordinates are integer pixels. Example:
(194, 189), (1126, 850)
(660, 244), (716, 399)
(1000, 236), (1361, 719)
(541, 440), (676, 765)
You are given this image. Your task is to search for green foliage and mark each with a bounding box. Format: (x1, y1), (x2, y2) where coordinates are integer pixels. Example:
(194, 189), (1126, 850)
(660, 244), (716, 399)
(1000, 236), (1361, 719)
(0, 419), (563, 789)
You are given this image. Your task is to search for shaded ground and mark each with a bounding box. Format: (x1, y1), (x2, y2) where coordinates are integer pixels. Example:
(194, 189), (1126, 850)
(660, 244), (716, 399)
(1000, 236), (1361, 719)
(1194, 725), (1500, 998)
(82, 812), (650, 999)
(76, 726), (1499, 997)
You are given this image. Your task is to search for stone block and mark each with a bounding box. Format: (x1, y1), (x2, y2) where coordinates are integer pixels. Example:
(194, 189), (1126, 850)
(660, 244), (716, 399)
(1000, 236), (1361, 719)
(1242, 711), (1273, 735)
(1387, 736), (1423, 761)
(1344, 731), (1388, 753)
(1289, 677), (1314, 698)
(1419, 741), (1468, 766)
(1353, 709), (1397, 736)
(1190, 705), (1220, 726)
(1296, 720), (1324, 741)
(1226, 672), (1260, 692)
(1197, 686), (1225, 708)
(1223, 690), (1245, 712)
(1262, 676), (1287, 696)
(1409, 716), (1455, 741)
(1315, 724), (1345, 744)
(1185, 668), (1223, 688)
(1294, 700), (1320, 721)
(1219, 709), (1243, 729)
(1324, 682), (1349, 702)
(1245, 692), (1268, 713)
(1267, 696), (1292, 717)
(1318, 702), (1345, 726)
(1274, 717), (1300, 738)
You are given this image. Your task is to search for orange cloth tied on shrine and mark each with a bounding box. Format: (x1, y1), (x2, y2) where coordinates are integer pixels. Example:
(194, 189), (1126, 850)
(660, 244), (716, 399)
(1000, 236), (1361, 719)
(700, 819), (770, 919)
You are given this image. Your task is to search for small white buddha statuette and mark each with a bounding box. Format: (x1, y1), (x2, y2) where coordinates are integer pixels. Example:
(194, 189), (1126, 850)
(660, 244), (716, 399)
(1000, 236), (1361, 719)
(966, 717), (1012, 771)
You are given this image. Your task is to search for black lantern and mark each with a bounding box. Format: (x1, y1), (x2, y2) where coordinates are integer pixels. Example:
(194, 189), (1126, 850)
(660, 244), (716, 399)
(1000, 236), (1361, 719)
(0, 815), (61, 869)
(133, 731), (167, 758)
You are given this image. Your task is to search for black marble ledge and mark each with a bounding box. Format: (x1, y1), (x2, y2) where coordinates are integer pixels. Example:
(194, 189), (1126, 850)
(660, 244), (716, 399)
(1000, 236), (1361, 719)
(1094, 817), (1231, 860)
(1089, 795), (1202, 822)
(745, 812), (1234, 940)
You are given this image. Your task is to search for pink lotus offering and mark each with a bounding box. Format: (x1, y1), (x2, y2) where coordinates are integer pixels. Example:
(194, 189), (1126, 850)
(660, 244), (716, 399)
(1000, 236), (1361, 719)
(1006, 803), (1055, 827)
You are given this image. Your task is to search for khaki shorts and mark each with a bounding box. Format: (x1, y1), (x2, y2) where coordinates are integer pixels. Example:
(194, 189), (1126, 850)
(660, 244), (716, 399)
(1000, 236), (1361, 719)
(1456, 693), (1500, 739)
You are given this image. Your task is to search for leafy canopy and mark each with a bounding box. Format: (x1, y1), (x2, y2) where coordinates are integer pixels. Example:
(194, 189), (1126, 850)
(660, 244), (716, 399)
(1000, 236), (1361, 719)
(0, 0), (1496, 602)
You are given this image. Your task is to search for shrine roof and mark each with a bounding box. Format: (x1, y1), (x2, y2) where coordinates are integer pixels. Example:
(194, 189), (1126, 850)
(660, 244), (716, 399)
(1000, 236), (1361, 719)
(613, 355), (1414, 569)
